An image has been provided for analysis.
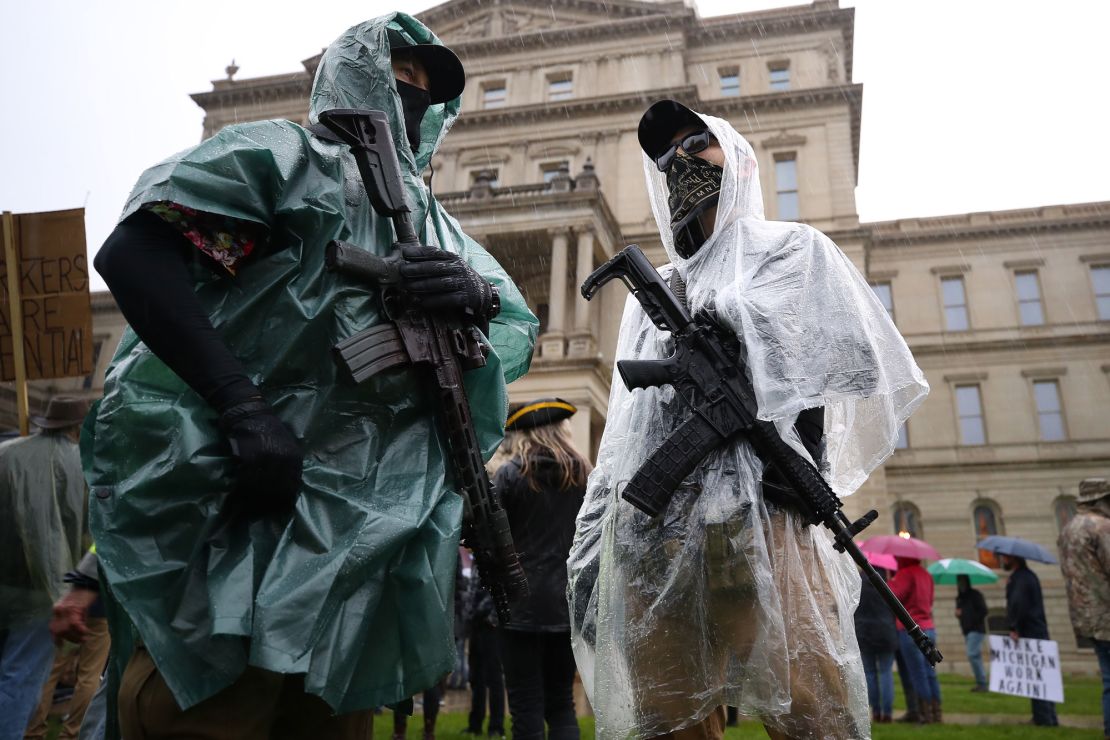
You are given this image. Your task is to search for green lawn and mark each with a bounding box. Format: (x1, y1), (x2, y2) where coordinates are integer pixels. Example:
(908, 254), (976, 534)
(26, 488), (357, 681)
(47, 673), (1104, 739)
(891, 672), (1103, 716)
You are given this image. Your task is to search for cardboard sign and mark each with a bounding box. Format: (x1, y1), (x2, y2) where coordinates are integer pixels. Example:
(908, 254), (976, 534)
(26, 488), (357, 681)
(0, 209), (93, 381)
(988, 635), (1064, 703)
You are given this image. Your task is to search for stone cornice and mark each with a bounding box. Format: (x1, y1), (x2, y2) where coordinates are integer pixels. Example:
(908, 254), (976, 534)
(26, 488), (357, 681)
(418, 0), (681, 30)
(692, 3), (855, 82)
(452, 83), (863, 176)
(191, 73), (311, 111)
(867, 201), (1110, 246)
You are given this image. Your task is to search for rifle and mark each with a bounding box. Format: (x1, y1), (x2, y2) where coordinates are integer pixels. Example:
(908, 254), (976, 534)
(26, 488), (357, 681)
(581, 244), (942, 665)
(317, 108), (528, 623)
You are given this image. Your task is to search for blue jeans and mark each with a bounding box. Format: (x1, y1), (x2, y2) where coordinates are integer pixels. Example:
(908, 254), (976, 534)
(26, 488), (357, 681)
(898, 628), (941, 703)
(964, 631), (988, 687)
(859, 648), (895, 716)
(0, 621), (56, 740)
(1093, 638), (1110, 737)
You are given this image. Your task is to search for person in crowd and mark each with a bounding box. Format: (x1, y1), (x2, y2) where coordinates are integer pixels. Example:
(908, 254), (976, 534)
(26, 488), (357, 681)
(1058, 477), (1110, 740)
(1003, 553), (1058, 727)
(893, 647), (919, 724)
(464, 583), (505, 738)
(492, 399), (590, 740)
(567, 99), (928, 740)
(890, 556), (941, 724)
(954, 574), (990, 692)
(24, 546), (110, 740)
(0, 397), (87, 740)
(854, 567), (898, 723)
(88, 12), (535, 739)
(449, 551), (472, 691)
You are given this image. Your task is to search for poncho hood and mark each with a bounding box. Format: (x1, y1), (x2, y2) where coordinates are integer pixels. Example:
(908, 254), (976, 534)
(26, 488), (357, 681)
(309, 14), (460, 173)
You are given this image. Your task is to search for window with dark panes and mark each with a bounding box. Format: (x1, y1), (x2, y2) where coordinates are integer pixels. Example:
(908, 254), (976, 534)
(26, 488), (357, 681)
(1092, 265), (1110, 320)
(941, 275), (969, 331)
(1014, 270), (1045, 326)
(956, 384), (986, 445)
(481, 81), (507, 109)
(547, 73), (573, 101)
(719, 68), (740, 97)
(541, 161), (569, 183)
(769, 63), (790, 91)
(1033, 379), (1066, 441)
(774, 153), (799, 220)
(470, 169), (500, 188)
(870, 281), (895, 320)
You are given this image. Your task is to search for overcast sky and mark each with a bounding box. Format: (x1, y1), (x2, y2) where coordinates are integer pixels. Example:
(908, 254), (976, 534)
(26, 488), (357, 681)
(2, 1), (1108, 291)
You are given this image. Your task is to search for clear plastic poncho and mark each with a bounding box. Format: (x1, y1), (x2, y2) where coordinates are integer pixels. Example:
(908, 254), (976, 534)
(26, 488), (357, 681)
(567, 112), (928, 739)
(0, 433), (85, 630)
(84, 12), (537, 717)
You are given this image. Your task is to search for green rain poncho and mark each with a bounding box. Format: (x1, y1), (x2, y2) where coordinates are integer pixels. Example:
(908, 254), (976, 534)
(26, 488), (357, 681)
(84, 13), (537, 713)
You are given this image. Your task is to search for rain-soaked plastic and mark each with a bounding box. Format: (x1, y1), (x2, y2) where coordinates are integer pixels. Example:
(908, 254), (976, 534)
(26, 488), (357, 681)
(0, 433), (85, 630)
(84, 13), (537, 714)
(567, 112), (928, 739)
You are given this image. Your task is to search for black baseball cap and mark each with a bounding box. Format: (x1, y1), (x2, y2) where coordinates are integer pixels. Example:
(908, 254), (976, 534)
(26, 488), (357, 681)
(388, 29), (466, 104)
(637, 100), (707, 160)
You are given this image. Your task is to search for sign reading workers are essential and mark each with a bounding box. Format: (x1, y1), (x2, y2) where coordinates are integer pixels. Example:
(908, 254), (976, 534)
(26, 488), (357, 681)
(0, 209), (93, 381)
(988, 635), (1064, 703)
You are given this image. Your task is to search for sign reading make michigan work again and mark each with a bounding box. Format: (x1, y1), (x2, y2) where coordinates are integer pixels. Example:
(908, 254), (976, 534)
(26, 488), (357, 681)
(988, 635), (1064, 703)
(0, 209), (93, 381)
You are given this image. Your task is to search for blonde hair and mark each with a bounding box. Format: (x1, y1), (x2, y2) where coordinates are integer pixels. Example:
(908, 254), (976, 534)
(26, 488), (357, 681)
(506, 419), (592, 492)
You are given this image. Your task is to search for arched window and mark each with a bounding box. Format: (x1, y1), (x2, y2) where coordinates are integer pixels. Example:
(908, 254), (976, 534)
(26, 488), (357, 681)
(892, 501), (923, 539)
(972, 500), (1004, 568)
(1054, 496), (1078, 533)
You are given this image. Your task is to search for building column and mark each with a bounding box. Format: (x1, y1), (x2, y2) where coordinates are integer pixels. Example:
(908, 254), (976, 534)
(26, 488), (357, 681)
(540, 228), (569, 359)
(568, 228), (597, 358)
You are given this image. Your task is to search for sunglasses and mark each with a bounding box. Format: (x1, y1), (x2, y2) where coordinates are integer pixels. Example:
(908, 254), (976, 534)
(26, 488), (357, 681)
(655, 130), (713, 172)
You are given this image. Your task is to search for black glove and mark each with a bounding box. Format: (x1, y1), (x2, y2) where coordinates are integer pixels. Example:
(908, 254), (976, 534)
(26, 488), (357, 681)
(218, 397), (304, 518)
(397, 245), (498, 321)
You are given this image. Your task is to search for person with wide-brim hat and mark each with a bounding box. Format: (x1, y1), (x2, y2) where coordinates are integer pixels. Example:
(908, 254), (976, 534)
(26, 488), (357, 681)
(490, 398), (589, 740)
(29, 396), (89, 433)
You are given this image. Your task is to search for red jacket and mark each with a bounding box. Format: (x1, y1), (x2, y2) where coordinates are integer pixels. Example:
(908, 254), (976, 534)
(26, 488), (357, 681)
(889, 561), (935, 630)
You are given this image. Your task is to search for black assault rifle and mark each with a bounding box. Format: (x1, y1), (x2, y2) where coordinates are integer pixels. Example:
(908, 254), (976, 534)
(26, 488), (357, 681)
(317, 108), (528, 623)
(581, 244), (942, 665)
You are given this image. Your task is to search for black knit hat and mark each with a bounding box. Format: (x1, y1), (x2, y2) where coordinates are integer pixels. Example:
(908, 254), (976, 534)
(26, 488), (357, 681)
(505, 398), (577, 432)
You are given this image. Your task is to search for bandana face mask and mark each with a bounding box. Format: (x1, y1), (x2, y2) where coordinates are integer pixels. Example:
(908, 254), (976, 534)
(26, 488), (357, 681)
(667, 151), (723, 258)
(396, 79), (431, 152)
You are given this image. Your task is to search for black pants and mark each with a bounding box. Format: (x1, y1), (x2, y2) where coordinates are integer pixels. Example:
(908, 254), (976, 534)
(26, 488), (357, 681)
(394, 684), (443, 734)
(468, 625), (505, 734)
(1031, 697), (1058, 726)
(497, 629), (579, 740)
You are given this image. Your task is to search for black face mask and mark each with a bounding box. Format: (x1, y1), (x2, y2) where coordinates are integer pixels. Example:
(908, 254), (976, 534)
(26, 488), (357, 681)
(666, 152), (723, 258)
(396, 80), (431, 152)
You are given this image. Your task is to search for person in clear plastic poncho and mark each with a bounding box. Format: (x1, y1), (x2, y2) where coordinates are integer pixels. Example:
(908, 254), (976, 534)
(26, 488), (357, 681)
(567, 101), (929, 740)
(87, 12), (536, 737)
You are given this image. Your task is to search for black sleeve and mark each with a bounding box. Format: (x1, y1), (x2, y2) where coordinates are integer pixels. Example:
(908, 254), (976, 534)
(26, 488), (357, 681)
(1007, 573), (1031, 633)
(94, 210), (259, 413)
(761, 406), (824, 506)
(972, 590), (989, 625)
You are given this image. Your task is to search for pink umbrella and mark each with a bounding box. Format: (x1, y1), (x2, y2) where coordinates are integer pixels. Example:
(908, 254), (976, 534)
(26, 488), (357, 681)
(861, 549), (898, 571)
(859, 534), (940, 561)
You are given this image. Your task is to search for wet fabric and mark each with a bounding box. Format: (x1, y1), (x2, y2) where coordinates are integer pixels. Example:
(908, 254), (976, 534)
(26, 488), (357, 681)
(0, 433), (86, 630)
(1057, 503), (1110, 641)
(85, 11), (537, 716)
(567, 110), (928, 739)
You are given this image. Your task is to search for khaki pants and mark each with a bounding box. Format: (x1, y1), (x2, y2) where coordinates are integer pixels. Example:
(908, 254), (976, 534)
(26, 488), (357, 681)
(118, 646), (374, 740)
(24, 617), (111, 740)
(628, 512), (860, 740)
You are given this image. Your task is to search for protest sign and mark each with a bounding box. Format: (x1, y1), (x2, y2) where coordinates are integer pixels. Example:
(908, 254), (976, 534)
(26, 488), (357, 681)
(988, 635), (1064, 703)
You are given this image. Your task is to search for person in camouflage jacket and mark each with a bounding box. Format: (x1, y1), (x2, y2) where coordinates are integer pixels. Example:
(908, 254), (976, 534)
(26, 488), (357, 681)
(1058, 477), (1110, 740)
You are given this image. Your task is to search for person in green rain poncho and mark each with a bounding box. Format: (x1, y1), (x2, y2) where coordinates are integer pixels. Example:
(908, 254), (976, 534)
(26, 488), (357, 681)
(88, 13), (537, 738)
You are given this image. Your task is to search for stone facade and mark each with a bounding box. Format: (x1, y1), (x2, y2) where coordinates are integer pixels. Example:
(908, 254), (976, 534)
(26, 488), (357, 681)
(25, 0), (1107, 675)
